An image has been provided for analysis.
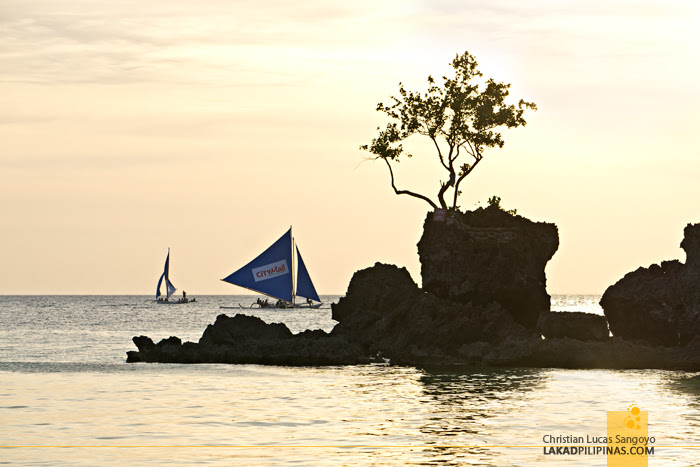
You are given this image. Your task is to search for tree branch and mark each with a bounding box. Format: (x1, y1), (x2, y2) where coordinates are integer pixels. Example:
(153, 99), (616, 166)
(382, 157), (438, 210)
(450, 143), (461, 165)
(465, 140), (479, 161)
(436, 139), (459, 209)
(430, 135), (449, 171)
(452, 155), (482, 209)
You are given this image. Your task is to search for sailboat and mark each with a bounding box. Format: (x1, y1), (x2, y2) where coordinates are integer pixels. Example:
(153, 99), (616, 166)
(155, 249), (194, 304)
(220, 227), (322, 309)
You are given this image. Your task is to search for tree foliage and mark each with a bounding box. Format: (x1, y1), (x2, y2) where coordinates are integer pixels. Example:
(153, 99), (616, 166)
(360, 51), (536, 211)
(486, 195), (517, 216)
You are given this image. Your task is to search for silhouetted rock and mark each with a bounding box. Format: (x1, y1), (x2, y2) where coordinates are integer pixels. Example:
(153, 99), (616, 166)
(329, 262), (536, 365)
(330, 263), (420, 337)
(199, 314), (293, 346)
(133, 335), (155, 351)
(197, 315), (363, 365)
(125, 336), (154, 362)
(457, 336), (700, 370)
(601, 223), (700, 346)
(418, 206), (558, 327)
(126, 314), (367, 366)
(681, 223), (700, 267)
(538, 311), (609, 341)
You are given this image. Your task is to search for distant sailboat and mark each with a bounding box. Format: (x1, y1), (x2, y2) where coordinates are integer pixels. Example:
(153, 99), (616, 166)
(156, 249), (194, 304)
(221, 228), (322, 309)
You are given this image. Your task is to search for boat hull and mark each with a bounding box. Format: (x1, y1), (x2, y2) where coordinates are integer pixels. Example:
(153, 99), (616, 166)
(155, 300), (196, 305)
(219, 303), (322, 310)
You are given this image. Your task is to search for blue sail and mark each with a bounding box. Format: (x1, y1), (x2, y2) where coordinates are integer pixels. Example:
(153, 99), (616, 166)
(222, 229), (294, 302)
(156, 273), (165, 299)
(164, 249), (170, 278)
(295, 246), (320, 302)
(157, 249), (177, 299)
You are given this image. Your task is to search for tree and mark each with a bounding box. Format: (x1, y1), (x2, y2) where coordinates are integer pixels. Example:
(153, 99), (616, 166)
(360, 51), (536, 211)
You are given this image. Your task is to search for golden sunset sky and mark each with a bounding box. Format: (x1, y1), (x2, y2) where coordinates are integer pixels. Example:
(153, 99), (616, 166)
(2, 0), (699, 295)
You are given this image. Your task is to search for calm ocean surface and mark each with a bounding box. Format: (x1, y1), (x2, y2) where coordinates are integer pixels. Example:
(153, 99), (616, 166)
(1, 295), (699, 466)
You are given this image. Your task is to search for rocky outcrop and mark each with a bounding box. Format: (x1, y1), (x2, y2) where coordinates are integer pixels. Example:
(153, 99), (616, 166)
(418, 206), (558, 327)
(127, 314), (367, 366)
(127, 209), (700, 370)
(681, 224), (700, 267)
(601, 223), (700, 347)
(456, 335), (700, 370)
(537, 312), (609, 341)
(329, 263), (534, 365)
(325, 261), (700, 369)
(199, 313), (293, 346)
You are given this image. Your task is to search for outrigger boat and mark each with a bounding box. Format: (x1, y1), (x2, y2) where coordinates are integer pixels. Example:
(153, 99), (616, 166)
(155, 249), (195, 304)
(230, 297), (320, 309)
(220, 227), (322, 309)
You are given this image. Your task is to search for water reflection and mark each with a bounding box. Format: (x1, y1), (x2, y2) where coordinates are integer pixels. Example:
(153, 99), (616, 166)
(667, 373), (700, 399)
(665, 372), (700, 440)
(417, 368), (550, 429)
(415, 368), (551, 463)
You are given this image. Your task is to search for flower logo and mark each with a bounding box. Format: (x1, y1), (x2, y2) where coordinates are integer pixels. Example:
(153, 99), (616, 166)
(624, 404), (642, 430)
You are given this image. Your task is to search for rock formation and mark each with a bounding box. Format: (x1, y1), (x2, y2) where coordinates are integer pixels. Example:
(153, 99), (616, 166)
(418, 206), (558, 327)
(127, 209), (700, 370)
(127, 314), (367, 366)
(329, 262), (533, 365)
(600, 223), (700, 347)
(537, 312), (609, 341)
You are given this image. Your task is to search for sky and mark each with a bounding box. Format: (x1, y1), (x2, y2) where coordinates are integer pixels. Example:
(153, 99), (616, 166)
(1, 0), (699, 295)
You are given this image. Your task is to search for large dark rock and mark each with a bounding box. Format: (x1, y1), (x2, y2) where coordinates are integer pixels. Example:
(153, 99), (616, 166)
(418, 206), (559, 327)
(601, 223), (700, 347)
(199, 314), (293, 346)
(330, 263), (421, 334)
(330, 262), (534, 364)
(538, 312), (609, 341)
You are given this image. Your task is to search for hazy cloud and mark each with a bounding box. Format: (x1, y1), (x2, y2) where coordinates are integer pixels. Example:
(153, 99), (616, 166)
(0, 0), (418, 85)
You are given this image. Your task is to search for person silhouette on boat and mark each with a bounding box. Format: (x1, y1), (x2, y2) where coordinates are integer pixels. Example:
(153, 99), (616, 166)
(307, 297), (312, 306)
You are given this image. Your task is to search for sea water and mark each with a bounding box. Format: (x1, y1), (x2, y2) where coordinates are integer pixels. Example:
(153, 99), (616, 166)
(1, 295), (699, 466)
